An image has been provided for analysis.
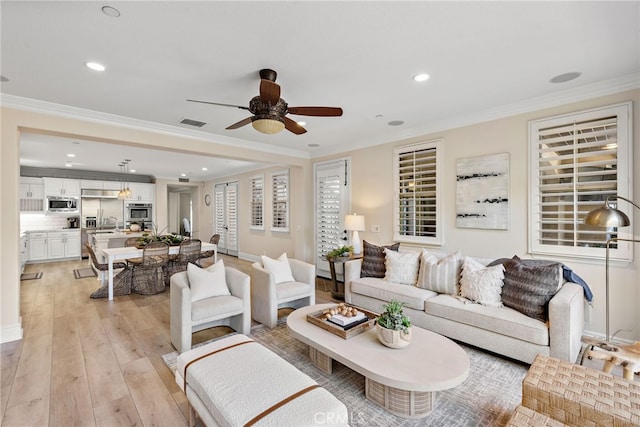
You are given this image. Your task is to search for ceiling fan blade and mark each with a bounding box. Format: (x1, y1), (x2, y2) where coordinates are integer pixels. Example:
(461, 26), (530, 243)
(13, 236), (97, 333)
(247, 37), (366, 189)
(259, 80), (281, 105)
(284, 116), (307, 135)
(226, 117), (253, 130)
(187, 99), (250, 111)
(287, 106), (343, 117)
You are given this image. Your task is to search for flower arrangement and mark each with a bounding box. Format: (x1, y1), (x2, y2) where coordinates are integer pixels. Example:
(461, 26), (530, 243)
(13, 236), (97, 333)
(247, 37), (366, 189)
(326, 245), (354, 259)
(376, 300), (411, 333)
(136, 223), (186, 247)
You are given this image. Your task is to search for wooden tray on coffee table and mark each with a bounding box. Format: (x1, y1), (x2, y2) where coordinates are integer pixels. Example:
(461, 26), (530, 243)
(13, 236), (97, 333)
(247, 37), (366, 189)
(306, 304), (378, 339)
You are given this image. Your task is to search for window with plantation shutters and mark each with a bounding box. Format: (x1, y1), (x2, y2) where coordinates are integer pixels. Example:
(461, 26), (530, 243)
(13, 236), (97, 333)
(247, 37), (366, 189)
(250, 175), (264, 230)
(529, 102), (632, 261)
(271, 170), (289, 232)
(316, 167), (343, 257)
(393, 139), (443, 245)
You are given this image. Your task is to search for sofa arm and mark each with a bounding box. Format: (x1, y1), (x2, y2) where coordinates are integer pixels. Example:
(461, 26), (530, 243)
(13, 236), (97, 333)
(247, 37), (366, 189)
(548, 282), (584, 362)
(344, 259), (363, 304)
(289, 259), (315, 286)
(170, 271), (193, 353)
(226, 267), (250, 300)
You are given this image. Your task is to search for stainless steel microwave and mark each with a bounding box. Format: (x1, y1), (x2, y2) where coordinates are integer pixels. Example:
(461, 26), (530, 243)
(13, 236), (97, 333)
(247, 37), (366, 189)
(126, 203), (152, 221)
(47, 196), (79, 213)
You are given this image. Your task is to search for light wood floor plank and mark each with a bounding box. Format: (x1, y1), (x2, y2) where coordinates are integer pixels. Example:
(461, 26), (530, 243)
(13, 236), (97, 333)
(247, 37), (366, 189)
(1, 396), (49, 426)
(93, 395), (142, 427)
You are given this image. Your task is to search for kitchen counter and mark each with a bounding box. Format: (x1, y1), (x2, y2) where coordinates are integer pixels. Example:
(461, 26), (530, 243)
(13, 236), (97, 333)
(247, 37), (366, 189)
(89, 230), (149, 251)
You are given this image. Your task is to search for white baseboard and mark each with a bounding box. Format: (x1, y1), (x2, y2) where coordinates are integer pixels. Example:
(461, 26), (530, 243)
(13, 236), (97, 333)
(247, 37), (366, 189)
(582, 328), (635, 345)
(1, 320), (23, 344)
(238, 252), (260, 263)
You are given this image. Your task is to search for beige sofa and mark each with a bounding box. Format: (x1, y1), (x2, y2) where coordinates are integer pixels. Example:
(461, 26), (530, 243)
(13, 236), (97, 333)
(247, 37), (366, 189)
(344, 252), (584, 364)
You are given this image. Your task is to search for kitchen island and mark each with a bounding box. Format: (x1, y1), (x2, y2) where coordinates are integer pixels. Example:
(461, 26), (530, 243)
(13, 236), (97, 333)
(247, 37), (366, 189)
(88, 229), (149, 251)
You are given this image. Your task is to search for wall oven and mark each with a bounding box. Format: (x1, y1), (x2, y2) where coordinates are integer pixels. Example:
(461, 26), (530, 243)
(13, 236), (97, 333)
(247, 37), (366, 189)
(126, 203), (152, 223)
(47, 196), (79, 213)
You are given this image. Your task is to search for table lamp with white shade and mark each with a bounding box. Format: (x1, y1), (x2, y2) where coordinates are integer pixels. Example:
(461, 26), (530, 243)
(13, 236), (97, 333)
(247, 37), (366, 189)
(345, 214), (366, 255)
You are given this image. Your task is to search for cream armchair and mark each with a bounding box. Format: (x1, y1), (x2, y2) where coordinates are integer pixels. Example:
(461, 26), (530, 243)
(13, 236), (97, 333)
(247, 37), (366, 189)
(251, 258), (316, 328)
(170, 267), (251, 353)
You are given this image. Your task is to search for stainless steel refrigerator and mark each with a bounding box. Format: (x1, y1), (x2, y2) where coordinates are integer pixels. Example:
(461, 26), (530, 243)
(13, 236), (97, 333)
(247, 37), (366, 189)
(81, 189), (125, 257)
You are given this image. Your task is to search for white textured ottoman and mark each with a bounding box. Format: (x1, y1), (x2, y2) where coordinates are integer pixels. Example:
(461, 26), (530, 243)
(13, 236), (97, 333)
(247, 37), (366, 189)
(175, 334), (350, 426)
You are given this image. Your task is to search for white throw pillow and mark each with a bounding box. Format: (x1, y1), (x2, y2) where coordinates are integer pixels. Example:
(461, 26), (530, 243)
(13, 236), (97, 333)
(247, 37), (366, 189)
(459, 257), (505, 307)
(383, 249), (420, 285)
(416, 250), (463, 295)
(261, 253), (295, 284)
(187, 260), (230, 302)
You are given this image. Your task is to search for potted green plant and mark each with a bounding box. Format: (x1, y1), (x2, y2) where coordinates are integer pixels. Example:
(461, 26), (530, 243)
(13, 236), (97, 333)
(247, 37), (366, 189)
(326, 245), (354, 260)
(376, 300), (412, 348)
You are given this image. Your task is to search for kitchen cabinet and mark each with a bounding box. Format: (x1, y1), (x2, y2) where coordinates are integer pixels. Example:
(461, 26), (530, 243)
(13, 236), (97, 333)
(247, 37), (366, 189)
(126, 183), (155, 202)
(28, 232), (48, 261)
(19, 178), (45, 212)
(47, 230), (81, 259)
(102, 180), (122, 190)
(80, 180), (123, 191)
(20, 235), (28, 273)
(44, 178), (81, 197)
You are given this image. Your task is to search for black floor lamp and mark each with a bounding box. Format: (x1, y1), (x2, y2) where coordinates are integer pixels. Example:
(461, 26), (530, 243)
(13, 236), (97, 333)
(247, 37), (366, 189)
(584, 195), (640, 342)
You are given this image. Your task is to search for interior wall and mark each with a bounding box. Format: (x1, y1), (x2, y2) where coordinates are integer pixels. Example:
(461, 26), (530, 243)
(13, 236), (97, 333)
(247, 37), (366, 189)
(316, 89), (640, 342)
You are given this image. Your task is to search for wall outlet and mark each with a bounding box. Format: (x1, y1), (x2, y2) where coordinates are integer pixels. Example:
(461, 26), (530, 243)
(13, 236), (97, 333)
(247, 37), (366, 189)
(371, 225), (380, 232)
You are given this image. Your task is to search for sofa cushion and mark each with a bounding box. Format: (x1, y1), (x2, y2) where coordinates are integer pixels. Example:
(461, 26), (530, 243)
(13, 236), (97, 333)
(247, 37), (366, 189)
(361, 241), (400, 278)
(459, 257), (505, 307)
(489, 256), (562, 322)
(416, 250), (463, 295)
(350, 277), (436, 311)
(425, 294), (549, 346)
(191, 294), (244, 323)
(383, 248), (420, 285)
(276, 281), (313, 301)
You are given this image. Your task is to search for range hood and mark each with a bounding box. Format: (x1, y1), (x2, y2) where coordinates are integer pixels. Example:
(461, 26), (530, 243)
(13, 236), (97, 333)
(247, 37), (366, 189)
(81, 189), (121, 199)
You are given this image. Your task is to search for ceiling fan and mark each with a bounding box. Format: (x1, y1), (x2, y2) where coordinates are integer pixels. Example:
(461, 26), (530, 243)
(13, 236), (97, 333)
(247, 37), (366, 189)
(187, 69), (343, 135)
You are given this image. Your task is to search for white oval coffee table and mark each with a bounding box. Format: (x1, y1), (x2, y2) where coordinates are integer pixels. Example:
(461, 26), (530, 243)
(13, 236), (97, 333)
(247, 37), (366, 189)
(287, 303), (470, 419)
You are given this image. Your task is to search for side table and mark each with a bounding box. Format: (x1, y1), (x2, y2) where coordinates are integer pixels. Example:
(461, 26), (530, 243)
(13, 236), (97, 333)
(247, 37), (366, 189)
(324, 254), (362, 300)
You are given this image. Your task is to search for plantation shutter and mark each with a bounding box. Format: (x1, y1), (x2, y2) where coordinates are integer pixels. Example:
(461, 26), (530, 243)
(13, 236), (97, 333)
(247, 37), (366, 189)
(394, 140), (442, 245)
(529, 102), (632, 260)
(250, 175), (264, 230)
(317, 170), (342, 256)
(226, 183), (238, 252)
(271, 170), (289, 231)
(214, 185), (226, 248)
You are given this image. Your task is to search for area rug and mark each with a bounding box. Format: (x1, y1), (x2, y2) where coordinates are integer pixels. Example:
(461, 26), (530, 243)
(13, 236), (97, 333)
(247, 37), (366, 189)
(73, 267), (97, 279)
(163, 321), (527, 426)
(20, 272), (43, 280)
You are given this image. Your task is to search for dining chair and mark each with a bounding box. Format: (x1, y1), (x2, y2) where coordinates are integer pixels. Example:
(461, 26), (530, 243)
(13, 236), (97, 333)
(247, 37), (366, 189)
(164, 239), (202, 285)
(130, 241), (170, 295)
(85, 243), (131, 297)
(197, 234), (220, 266)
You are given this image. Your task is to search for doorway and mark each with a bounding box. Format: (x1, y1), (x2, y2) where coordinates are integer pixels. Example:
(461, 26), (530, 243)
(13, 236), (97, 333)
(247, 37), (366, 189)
(314, 159), (351, 279)
(214, 181), (238, 256)
(168, 185), (197, 237)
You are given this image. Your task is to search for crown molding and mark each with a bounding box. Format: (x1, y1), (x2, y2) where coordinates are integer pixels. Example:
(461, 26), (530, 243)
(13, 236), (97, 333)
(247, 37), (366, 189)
(312, 73), (640, 158)
(0, 94), (311, 159)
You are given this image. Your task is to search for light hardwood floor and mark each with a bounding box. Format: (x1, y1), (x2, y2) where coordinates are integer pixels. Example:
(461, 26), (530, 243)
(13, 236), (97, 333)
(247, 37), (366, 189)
(1, 255), (335, 426)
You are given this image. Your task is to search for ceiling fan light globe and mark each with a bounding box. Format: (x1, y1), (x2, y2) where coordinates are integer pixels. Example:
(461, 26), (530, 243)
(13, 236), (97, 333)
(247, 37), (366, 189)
(252, 118), (285, 134)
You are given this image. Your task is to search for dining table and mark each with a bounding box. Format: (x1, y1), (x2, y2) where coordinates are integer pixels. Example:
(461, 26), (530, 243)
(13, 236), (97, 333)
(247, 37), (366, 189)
(100, 242), (217, 300)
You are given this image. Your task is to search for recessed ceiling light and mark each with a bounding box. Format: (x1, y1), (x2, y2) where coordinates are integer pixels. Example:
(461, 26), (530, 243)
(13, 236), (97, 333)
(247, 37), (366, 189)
(101, 6), (121, 17)
(85, 62), (106, 72)
(66, 153), (75, 158)
(65, 163), (72, 167)
(549, 72), (581, 84)
(297, 121), (306, 126)
(308, 143), (320, 148)
(388, 120), (404, 126)
(129, 169), (136, 173)
(202, 167), (208, 171)
(181, 173), (187, 177)
(413, 73), (430, 82)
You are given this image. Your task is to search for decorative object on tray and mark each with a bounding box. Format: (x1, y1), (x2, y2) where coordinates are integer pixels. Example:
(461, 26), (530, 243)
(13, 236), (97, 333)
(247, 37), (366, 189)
(376, 299), (412, 348)
(129, 222), (141, 232)
(306, 303), (377, 339)
(325, 245), (354, 260)
(135, 223), (186, 248)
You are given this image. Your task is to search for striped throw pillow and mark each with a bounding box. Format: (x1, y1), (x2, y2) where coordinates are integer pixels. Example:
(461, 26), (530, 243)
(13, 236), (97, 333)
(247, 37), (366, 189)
(416, 250), (463, 295)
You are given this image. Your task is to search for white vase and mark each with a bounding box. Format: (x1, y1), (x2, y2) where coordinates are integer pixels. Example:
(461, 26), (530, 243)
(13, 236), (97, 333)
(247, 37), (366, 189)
(376, 324), (412, 349)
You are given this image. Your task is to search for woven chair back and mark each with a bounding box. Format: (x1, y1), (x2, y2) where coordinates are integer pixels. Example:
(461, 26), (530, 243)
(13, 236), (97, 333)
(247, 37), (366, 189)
(179, 239), (202, 263)
(142, 241), (169, 266)
(210, 234), (221, 245)
(124, 237), (139, 247)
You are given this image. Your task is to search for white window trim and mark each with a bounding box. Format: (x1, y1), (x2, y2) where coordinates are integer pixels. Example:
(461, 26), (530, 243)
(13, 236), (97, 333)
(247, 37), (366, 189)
(271, 169), (289, 233)
(393, 139), (443, 245)
(528, 101), (633, 261)
(249, 174), (265, 231)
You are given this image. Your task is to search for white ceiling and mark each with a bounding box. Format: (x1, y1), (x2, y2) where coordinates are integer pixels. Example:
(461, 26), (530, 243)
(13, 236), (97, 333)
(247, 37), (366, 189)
(2, 1), (639, 180)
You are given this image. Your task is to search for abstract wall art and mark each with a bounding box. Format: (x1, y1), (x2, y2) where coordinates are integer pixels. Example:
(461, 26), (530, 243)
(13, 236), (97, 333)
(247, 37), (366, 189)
(456, 153), (509, 230)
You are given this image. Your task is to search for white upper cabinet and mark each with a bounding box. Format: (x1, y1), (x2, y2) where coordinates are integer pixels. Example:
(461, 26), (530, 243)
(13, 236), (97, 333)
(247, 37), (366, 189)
(126, 183), (154, 202)
(19, 177), (45, 212)
(44, 178), (81, 197)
